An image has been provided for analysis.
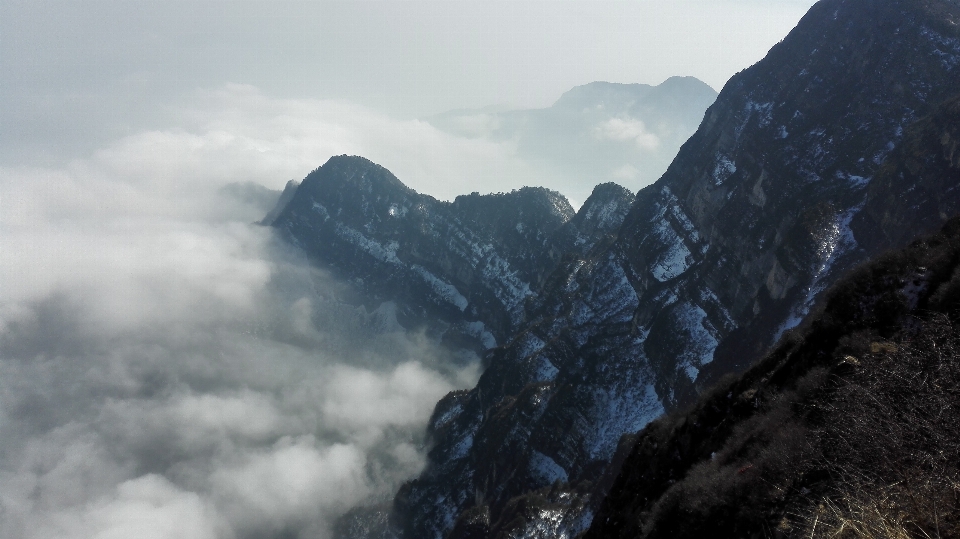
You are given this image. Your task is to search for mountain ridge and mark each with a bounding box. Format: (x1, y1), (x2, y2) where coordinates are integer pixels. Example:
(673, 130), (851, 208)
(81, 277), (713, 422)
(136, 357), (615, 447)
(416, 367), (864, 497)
(427, 76), (718, 205)
(265, 0), (960, 537)
(270, 155), (635, 352)
(390, 0), (960, 537)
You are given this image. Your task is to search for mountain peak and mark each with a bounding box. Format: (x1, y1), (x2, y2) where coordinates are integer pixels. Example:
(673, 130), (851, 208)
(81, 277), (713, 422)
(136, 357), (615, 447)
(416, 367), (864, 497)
(570, 182), (635, 238)
(268, 157), (622, 351)
(552, 77), (716, 112)
(299, 154), (416, 199)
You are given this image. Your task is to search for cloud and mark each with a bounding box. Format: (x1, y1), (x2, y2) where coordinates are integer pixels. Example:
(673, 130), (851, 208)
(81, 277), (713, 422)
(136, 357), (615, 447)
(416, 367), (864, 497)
(34, 475), (227, 539)
(167, 84), (555, 203)
(210, 438), (369, 536)
(612, 164), (641, 181)
(0, 87), (483, 539)
(593, 118), (661, 150)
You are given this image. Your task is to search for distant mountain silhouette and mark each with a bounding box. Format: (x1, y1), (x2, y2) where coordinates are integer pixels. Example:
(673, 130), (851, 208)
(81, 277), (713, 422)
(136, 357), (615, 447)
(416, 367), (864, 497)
(426, 77), (718, 206)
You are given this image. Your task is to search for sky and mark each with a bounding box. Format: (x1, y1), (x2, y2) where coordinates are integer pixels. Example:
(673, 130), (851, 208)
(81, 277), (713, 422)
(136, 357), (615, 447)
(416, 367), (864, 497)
(0, 1), (817, 537)
(3, 0), (817, 182)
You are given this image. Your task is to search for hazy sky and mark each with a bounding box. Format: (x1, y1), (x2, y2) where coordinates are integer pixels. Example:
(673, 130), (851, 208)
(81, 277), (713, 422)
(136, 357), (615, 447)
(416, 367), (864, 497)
(3, 0), (816, 167)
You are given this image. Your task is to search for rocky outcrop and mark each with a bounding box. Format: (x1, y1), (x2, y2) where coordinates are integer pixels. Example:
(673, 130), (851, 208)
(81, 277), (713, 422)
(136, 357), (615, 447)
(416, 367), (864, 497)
(260, 179), (301, 226)
(269, 156), (635, 352)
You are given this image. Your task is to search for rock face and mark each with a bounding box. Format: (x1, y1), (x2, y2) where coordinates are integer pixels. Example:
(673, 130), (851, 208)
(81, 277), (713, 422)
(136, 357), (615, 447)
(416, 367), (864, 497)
(853, 94), (960, 253)
(269, 156), (635, 352)
(586, 215), (960, 539)
(268, 1), (960, 537)
(389, 0), (960, 537)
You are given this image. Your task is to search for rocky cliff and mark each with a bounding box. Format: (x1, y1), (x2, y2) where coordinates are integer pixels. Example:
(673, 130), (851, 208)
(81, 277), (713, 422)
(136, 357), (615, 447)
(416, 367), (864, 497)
(267, 0), (960, 537)
(391, 0), (960, 537)
(270, 156), (635, 354)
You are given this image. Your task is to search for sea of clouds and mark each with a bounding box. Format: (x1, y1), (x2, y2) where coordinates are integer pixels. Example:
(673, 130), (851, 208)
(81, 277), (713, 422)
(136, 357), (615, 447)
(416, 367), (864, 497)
(0, 85), (521, 539)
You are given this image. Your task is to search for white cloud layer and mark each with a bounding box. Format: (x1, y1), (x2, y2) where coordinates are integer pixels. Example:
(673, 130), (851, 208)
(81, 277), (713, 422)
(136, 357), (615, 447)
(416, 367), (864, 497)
(178, 84), (553, 202)
(0, 87), (485, 539)
(592, 118), (661, 150)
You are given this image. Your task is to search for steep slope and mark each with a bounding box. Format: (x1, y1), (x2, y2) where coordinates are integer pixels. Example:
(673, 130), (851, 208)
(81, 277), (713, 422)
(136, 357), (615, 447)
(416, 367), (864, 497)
(587, 216), (960, 539)
(394, 1), (960, 537)
(260, 179), (301, 226)
(427, 77), (718, 205)
(853, 93), (960, 252)
(269, 156), (635, 351)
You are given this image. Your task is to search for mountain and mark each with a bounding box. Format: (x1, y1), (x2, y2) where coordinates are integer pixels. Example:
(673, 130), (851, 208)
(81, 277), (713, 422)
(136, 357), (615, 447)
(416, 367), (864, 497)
(269, 155), (635, 353)
(388, 0), (960, 537)
(260, 179), (301, 226)
(427, 77), (718, 206)
(586, 215), (960, 538)
(265, 0), (960, 537)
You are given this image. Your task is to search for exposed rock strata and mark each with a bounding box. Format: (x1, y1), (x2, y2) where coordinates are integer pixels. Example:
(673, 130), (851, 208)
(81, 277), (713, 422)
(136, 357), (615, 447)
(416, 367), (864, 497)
(270, 156), (634, 352)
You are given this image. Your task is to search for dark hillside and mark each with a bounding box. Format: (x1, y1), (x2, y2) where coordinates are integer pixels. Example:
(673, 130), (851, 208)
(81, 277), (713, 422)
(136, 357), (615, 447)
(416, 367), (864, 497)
(853, 94), (960, 252)
(587, 217), (960, 538)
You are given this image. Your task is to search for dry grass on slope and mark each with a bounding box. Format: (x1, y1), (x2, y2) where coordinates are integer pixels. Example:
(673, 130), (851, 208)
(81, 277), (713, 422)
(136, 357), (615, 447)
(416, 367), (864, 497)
(793, 315), (960, 539)
(800, 479), (960, 539)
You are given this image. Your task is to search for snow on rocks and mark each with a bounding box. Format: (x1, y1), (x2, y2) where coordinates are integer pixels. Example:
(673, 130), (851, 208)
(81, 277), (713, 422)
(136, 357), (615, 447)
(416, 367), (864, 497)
(583, 376), (664, 461)
(712, 153), (738, 186)
(777, 203), (862, 338)
(463, 320), (498, 349)
(647, 187), (702, 282)
(335, 223), (401, 264)
(528, 451), (569, 484)
(669, 301), (720, 381)
(411, 264), (469, 311)
(650, 229), (693, 282)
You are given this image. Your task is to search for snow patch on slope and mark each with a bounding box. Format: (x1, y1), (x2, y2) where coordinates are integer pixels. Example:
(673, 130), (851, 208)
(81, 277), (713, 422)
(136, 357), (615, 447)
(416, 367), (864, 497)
(482, 255), (534, 322)
(835, 170), (871, 188)
(648, 186), (702, 282)
(671, 301), (719, 381)
(922, 26), (960, 70)
(584, 380), (663, 461)
(335, 223), (401, 264)
(463, 321), (498, 349)
(712, 153), (737, 186)
(583, 198), (631, 231)
(583, 256), (640, 325)
(528, 451), (568, 484)
(651, 230), (692, 282)
(777, 204), (862, 338)
(411, 264), (469, 311)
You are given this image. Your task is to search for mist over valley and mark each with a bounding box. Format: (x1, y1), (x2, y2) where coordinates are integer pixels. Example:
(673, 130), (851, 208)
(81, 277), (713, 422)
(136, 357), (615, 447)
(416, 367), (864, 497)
(5, 1), (960, 538)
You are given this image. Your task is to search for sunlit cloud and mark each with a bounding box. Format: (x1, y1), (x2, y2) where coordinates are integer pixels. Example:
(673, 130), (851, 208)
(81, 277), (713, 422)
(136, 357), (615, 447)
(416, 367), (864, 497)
(593, 118), (661, 150)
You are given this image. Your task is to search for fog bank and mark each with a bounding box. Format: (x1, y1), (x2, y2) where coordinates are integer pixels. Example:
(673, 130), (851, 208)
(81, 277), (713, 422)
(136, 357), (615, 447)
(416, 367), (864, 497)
(0, 98), (481, 538)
